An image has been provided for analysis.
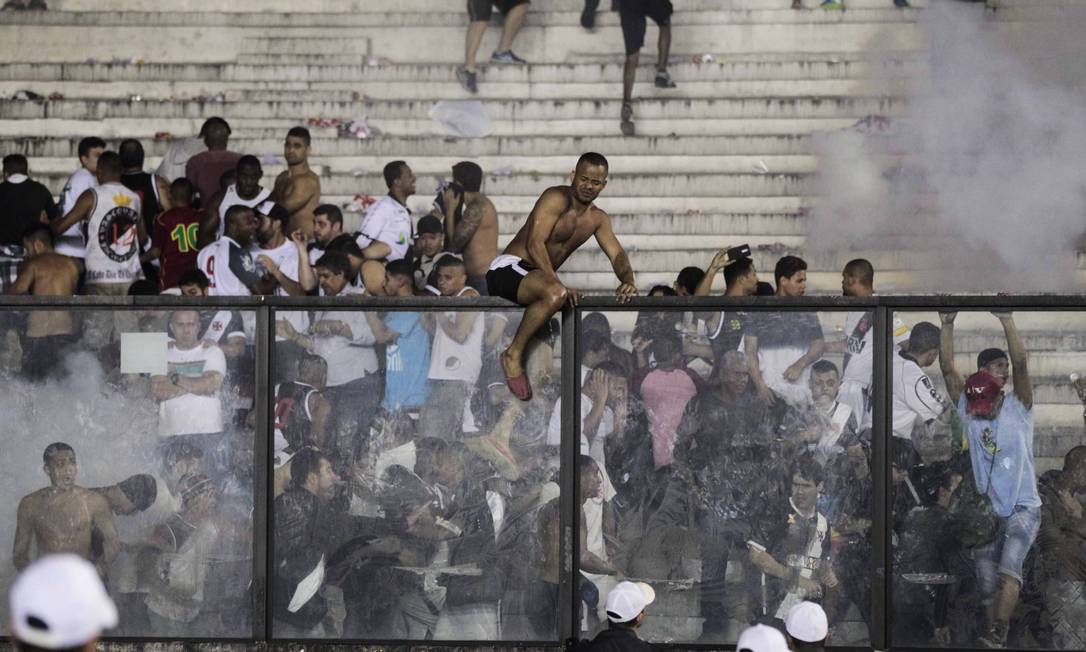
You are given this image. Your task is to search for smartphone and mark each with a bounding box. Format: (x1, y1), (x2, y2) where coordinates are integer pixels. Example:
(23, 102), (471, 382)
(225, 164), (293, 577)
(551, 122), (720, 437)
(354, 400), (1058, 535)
(727, 244), (752, 261)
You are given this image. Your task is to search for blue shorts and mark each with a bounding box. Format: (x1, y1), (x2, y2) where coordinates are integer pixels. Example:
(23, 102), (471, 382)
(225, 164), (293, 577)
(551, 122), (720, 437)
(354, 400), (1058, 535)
(974, 505), (1041, 595)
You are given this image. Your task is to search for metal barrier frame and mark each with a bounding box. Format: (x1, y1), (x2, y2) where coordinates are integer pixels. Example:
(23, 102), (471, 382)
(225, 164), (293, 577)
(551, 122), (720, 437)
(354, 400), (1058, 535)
(2, 293), (1083, 651)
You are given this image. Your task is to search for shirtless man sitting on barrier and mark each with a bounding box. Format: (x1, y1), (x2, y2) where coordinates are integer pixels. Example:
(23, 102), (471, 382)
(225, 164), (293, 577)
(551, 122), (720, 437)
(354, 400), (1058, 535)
(485, 152), (636, 400)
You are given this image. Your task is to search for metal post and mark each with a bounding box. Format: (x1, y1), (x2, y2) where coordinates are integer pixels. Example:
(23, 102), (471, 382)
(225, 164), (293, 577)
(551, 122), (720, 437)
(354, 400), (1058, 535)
(872, 306), (890, 650)
(559, 304), (579, 647)
(253, 304), (271, 640)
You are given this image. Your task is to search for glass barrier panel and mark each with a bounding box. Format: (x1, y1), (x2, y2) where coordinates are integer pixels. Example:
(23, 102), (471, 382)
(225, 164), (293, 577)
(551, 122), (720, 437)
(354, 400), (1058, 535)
(890, 310), (1086, 649)
(270, 308), (562, 641)
(578, 308), (873, 647)
(0, 307), (257, 638)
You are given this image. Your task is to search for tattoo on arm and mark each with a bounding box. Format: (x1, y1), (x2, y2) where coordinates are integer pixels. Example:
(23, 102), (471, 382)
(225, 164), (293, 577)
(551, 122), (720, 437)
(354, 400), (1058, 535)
(449, 201), (483, 252)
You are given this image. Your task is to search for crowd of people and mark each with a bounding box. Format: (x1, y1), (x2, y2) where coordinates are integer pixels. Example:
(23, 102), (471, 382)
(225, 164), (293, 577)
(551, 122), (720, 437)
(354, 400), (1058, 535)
(1, 120), (1084, 650)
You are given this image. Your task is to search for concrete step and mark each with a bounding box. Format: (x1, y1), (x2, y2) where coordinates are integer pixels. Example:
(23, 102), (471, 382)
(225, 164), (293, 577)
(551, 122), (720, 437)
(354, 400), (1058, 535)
(0, 96), (905, 121)
(25, 154), (818, 177)
(0, 117), (869, 138)
(1, 134), (817, 159)
(0, 57), (924, 85)
(0, 16), (923, 63)
(44, 0), (930, 12)
(0, 78), (911, 102)
(29, 169), (810, 198)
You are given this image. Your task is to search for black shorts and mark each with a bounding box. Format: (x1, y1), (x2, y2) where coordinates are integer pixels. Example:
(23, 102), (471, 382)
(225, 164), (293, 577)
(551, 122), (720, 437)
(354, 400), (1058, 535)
(486, 257), (536, 303)
(619, 0), (673, 55)
(468, 0), (529, 22)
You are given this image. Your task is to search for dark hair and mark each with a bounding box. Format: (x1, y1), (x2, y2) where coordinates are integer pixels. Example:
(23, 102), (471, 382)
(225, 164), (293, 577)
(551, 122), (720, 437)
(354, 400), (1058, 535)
(315, 250), (352, 278)
(178, 269), (210, 289)
(286, 126), (311, 146)
(755, 281), (775, 296)
(579, 454), (598, 477)
(224, 204), (254, 229)
(648, 285), (677, 296)
(675, 266), (705, 294)
(3, 153), (28, 175)
(451, 161), (483, 193)
(582, 312), (612, 337)
(843, 258), (874, 287)
(434, 255), (465, 273)
(95, 151), (122, 177)
(891, 436), (919, 470)
(290, 447), (328, 489)
(977, 347), (1008, 370)
(314, 203), (343, 226)
(198, 116), (231, 137)
(385, 258), (414, 279)
(236, 155), (262, 173)
(118, 139), (144, 169)
(260, 202), (290, 233)
(21, 224), (54, 248)
(43, 442), (74, 464)
(724, 257), (756, 289)
(169, 177), (194, 205)
(383, 160), (407, 189)
(127, 279), (160, 296)
(595, 360), (627, 378)
(774, 255), (807, 286)
(908, 321), (941, 355)
(651, 332), (683, 363)
(325, 234), (364, 259)
(576, 152), (609, 171)
(77, 136), (106, 159)
(117, 474), (158, 511)
(1065, 445), (1086, 472)
(791, 452), (824, 486)
(202, 119), (231, 147)
(811, 359), (839, 377)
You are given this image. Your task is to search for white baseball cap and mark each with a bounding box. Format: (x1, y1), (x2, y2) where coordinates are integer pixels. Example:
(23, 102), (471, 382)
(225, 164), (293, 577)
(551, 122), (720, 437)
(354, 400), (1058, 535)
(604, 581), (655, 623)
(737, 624), (790, 652)
(786, 600), (829, 643)
(9, 555), (119, 649)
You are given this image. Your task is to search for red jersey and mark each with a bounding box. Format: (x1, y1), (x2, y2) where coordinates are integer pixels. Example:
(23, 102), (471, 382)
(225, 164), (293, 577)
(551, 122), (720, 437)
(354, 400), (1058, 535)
(152, 206), (202, 289)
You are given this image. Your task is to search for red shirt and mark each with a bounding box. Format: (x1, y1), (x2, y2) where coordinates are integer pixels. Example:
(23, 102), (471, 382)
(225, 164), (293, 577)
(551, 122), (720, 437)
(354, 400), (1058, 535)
(152, 206), (202, 289)
(185, 149), (241, 207)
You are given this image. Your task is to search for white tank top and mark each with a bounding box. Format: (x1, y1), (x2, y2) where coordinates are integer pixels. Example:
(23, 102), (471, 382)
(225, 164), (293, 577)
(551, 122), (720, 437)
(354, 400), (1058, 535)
(217, 184), (271, 238)
(85, 182), (144, 285)
(428, 286), (485, 383)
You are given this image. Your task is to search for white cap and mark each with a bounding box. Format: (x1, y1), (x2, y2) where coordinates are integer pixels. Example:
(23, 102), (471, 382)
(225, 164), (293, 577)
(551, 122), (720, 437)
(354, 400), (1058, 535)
(737, 624), (790, 652)
(786, 601), (829, 643)
(9, 554), (118, 649)
(604, 581), (655, 623)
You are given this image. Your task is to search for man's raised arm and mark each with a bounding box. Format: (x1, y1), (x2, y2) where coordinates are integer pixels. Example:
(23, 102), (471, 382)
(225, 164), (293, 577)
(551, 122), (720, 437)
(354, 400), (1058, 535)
(996, 312), (1032, 409)
(51, 189), (94, 237)
(592, 210), (636, 300)
(939, 312), (964, 404)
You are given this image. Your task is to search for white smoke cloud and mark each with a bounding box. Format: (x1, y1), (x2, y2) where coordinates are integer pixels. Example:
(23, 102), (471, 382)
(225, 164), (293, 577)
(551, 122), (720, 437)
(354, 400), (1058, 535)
(806, 1), (1086, 293)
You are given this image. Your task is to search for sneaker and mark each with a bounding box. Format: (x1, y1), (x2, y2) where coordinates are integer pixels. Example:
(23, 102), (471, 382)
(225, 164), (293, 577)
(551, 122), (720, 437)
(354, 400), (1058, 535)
(894, 0), (910, 6)
(821, 0), (844, 8)
(654, 70), (677, 89)
(456, 66), (478, 94)
(620, 101), (635, 136)
(491, 50), (528, 65)
(581, 0), (600, 29)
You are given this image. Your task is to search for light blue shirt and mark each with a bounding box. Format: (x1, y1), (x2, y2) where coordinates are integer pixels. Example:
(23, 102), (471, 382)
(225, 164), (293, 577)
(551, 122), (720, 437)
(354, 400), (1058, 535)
(959, 393), (1041, 517)
(382, 312), (430, 411)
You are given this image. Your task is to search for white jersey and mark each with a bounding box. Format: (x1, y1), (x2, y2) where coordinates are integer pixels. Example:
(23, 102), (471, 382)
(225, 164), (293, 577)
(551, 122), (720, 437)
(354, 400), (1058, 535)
(197, 236), (261, 296)
(159, 341), (226, 437)
(428, 287), (484, 383)
(217, 184), (271, 238)
(56, 167), (95, 258)
(84, 182), (144, 285)
(891, 351), (948, 440)
(842, 311), (910, 386)
(355, 194), (412, 261)
(252, 239), (311, 335)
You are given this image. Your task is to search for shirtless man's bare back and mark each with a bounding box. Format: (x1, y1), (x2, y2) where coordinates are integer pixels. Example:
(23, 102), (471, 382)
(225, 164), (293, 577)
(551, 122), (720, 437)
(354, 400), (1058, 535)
(13, 443), (120, 577)
(273, 127), (321, 240)
(7, 225), (80, 380)
(438, 161), (498, 294)
(485, 153), (636, 400)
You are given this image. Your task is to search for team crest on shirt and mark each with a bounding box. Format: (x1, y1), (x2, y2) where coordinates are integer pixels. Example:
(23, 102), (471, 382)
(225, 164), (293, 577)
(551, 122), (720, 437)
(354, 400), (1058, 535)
(97, 201), (139, 262)
(241, 253), (256, 272)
